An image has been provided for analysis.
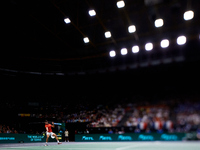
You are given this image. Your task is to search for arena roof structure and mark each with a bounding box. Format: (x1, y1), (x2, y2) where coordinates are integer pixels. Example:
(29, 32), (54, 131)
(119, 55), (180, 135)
(1, 0), (200, 76)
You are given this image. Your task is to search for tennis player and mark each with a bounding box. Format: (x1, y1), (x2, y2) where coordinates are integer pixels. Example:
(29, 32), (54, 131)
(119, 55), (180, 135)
(45, 120), (62, 146)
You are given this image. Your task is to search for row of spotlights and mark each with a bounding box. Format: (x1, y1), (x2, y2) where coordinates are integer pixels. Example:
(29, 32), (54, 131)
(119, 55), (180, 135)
(84, 26), (135, 43)
(117, 0), (194, 21)
(109, 36), (187, 57)
(116, 1), (195, 21)
(88, 0), (125, 17)
(84, 29), (188, 44)
(84, 25), (135, 43)
(65, 9), (194, 24)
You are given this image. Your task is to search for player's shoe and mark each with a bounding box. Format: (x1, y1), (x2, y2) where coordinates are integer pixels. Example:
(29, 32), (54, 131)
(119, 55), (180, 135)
(58, 142), (62, 145)
(45, 144), (48, 146)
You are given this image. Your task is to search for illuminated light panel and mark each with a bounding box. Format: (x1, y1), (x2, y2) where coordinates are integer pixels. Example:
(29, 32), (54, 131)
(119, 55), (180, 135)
(105, 31), (112, 38)
(64, 18), (71, 24)
(121, 48), (128, 55)
(155, 18), (164, 28)
(83, 37), (89, 43)
(109, 50), (116, 57)
(132, 45), (139, 53)
(89, 10), (96, 17)
(177, 36), (187, 45)
(160, 39), (169, 48)
(184, 10), (194, 20)
(117, 1), (125, 8)
(145, 43), (153, 51)
(128, 25), (136, 33)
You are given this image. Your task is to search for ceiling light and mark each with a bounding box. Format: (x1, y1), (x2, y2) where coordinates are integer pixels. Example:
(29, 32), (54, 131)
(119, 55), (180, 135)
(109, 50), (116, 57)
(64, 18), (71, 24)
(132, 46), (139, 53)
(117, 1), (125, 8)
(177, 36), (187, 45)
(184, 10), (194, 20)
(105, 31), (111, 38)
(89, 10), (96, 17)
(154, 18), (164, 28)
(145, 43), (153, 51)
(128, 25), (136, 33)
(160, 39), (169, 48)
(121, 48), (128, 55)
(83, 37), (89, 43)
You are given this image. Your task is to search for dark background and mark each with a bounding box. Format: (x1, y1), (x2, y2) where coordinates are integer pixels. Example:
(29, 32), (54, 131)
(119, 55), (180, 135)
(0, 0), (200, 141)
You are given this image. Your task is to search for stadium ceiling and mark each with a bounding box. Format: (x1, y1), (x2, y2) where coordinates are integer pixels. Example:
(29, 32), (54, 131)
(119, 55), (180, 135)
(1, 0), (200, 76)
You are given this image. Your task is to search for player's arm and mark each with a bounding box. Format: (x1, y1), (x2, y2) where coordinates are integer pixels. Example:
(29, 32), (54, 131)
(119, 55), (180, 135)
(46, 127), (49, 132)
(52, 122), (55, 128)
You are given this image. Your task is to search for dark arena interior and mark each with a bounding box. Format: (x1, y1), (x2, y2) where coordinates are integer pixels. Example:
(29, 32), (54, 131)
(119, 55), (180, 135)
(0, 0), (200, 149)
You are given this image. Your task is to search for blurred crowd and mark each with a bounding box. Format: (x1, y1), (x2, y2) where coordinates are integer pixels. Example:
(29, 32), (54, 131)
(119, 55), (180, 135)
(89, 105), (125, 127)
(64, 99), (200, 133)
(0, 124), (18, 134)
(63, 104), (125, 127)
(124, 104), (172, 132)
(175, 101), (200, 132)
(1, 96), (200, 135)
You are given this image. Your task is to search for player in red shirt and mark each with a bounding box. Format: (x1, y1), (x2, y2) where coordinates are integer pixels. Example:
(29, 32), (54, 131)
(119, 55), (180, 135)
(45, 120), (62, 146)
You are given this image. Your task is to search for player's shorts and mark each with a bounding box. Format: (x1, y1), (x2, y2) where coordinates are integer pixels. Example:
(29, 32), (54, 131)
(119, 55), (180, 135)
(46, 132), (55, 139)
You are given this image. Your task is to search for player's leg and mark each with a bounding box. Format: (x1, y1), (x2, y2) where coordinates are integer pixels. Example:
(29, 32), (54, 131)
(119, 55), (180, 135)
(52, 133), (62, 144)
(46, 134), (49, 142)
(45, 134), (50, 146)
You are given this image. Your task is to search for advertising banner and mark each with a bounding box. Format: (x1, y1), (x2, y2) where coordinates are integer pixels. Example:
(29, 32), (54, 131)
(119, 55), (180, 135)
(75, 133), (186, 142)
(0, 133), (62, 143)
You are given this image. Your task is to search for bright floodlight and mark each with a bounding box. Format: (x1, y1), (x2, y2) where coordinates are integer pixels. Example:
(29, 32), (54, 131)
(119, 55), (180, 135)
(64, 18), (71, 24)
(155, 18), (164, 28)
(132, 45), (139, 53)
(128, 25), (136, 33)
(121, 48), (128, 55)
(160, 39), (169, 48)
(145, 43), (153, 51)
(89, 10), (96, 17)
(83, 37), (89, 43)
(184, 10), (194, 20)
(105, 31), (111, 38)
(117, 0), (125, 8)
(109, 50), (116, 57)
(177, 36), (187, 45)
